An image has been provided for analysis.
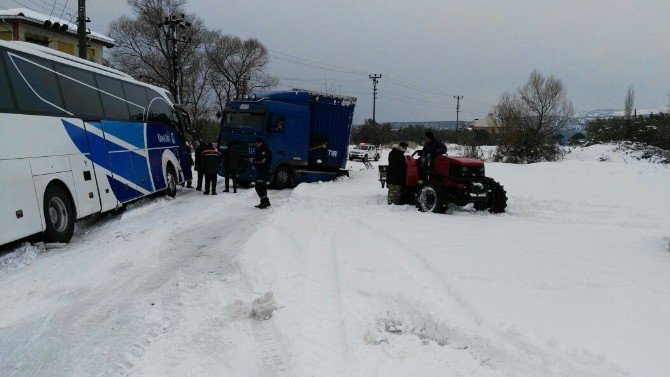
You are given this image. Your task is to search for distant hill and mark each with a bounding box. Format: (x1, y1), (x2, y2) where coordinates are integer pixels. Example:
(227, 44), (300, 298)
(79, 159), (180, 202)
(380, 108), (666, 135)
(566, 108), (666, 134)
(388, 121), (469, 130)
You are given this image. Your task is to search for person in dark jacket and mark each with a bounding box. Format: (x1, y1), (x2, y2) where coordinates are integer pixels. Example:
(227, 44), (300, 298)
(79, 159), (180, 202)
(183, 145), (193, 188)
(201, 143), (221, 195)
(194, 142), (207, 191)
(222, 141), (240, 193)
(251, 137), (272, 208)
(387, 142), (408, 205)
(422, 130), (447, 159)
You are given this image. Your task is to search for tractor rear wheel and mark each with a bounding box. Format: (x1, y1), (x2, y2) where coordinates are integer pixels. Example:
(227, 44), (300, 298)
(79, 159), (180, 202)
(474, 178), (507, 213)
(416, 182), (447, 214)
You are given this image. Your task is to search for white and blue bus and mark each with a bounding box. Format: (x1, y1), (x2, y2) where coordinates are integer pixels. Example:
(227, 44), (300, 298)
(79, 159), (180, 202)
(0, 40), (193, 245)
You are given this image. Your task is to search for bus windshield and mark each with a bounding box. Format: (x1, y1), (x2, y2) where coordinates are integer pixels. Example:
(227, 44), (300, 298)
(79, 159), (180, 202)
(223, 111), (266, 131)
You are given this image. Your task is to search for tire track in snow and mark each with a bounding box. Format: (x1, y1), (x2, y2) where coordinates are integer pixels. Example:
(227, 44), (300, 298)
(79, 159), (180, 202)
(352, 219), (628, 376)
(0, 191), (290, 376)
(293, 215), (350, 376)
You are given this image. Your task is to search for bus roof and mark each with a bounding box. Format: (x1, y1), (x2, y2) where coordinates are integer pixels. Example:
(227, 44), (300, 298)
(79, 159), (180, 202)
(0, 40), (173, 103)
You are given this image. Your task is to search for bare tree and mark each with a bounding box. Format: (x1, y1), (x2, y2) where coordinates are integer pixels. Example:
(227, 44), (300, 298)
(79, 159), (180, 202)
(493, 70), (574, 163)
(624, 84), (635, 119)
(205, 31), (277, 102)
(107, 0), (277, 143)
(108, 0), (216, 142)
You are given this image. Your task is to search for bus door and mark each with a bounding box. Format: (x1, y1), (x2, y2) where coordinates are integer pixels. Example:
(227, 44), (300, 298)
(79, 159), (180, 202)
(96, 120), (150, 203)
(78, 121), (119, 211)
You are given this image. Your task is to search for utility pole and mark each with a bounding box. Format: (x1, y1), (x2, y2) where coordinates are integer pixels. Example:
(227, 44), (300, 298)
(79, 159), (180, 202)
(453, 95), (463, 129)
(76, 0), (89, 59)
(159, 14), (191, 105)
(369, 74), (382, 124)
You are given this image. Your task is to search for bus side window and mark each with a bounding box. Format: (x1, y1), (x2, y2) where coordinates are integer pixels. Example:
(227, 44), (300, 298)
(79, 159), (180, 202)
(0, 48), (15, 111)
(146, 90), (176, 126)
(123, 82), (149, 121)
(5, 52), (66, 115)
(96, 75), (131, 121)
(55, 63), (104, 119)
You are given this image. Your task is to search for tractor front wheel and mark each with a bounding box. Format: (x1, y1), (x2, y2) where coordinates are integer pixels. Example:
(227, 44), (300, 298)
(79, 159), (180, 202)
(474, 178), (507, 213)
(416, 182), (447, 214)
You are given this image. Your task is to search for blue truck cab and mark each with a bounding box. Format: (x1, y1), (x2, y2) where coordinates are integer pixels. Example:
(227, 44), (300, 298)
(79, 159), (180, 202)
(218, 89), (356, 188)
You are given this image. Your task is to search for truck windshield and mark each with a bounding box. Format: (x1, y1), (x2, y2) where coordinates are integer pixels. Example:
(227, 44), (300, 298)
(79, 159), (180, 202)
(223, 111), (266, 130)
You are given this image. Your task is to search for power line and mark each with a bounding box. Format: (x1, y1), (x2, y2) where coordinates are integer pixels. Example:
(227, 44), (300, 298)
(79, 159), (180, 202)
(269, 53), (368, 76)
(268, 48), (496, 113)
(269, 49), (368, 76)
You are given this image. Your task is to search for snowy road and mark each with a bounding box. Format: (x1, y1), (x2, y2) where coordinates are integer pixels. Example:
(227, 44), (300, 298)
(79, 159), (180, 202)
(1, 144), (669, 376)
(0, 189), (293, 376)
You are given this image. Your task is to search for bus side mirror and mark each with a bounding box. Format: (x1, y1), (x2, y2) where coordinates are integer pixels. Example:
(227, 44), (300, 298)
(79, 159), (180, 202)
(181, 110), (192, 132)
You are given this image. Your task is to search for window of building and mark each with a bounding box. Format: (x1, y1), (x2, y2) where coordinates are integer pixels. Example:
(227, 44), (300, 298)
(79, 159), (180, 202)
(87, 47), (96, 62)
(24, 33), (49, 47)
(56, 63), (104, 119)
(96, 74), (130, 120)
(57, 41), (74, 55)
(0, 30), (12, 41)
(123, 82), (149, 121)
(6, 52), (66, 115)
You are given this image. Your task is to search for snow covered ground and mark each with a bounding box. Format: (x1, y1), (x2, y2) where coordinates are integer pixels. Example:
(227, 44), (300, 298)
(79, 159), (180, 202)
(0, 144), (669, 376)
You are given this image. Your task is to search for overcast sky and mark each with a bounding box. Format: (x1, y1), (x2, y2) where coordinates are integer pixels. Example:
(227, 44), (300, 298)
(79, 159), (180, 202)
(5, 0), (670, 123)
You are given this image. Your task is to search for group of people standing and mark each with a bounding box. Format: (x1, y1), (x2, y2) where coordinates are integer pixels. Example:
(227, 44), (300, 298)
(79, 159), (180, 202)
(386, 130), (447, 205)
(190, 137), (272, 209)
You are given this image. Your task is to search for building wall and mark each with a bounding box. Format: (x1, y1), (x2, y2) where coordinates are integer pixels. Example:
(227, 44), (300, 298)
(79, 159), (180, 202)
(2, 22), (105, 64)
(472, 116), (503, 134)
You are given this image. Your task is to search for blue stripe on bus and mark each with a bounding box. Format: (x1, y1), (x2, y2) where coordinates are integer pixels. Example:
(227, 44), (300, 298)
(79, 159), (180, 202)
(61, 119), (91, 155)
(106, 175), (142, 203)
(148, 148), (166, 191)
(62, 119), (153, 192)
(130, 152), (153, 192)
(101, 121), (146, 149)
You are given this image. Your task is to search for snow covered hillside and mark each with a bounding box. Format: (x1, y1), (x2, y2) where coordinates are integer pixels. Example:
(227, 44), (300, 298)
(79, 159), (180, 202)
(0, 145), (669, 376)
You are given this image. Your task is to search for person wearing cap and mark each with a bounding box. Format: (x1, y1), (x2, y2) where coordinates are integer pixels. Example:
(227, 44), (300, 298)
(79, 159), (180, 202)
(387, 141), (409, 205)
(251, 137), (272, 208)
(201, 142), (222, 195)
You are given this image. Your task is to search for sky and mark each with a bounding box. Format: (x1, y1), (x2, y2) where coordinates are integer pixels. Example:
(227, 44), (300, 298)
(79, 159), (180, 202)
(3, 0), (670, 123)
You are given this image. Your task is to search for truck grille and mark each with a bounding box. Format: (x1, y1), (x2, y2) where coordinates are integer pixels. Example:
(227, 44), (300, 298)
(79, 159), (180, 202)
(223, 140), (251, 171)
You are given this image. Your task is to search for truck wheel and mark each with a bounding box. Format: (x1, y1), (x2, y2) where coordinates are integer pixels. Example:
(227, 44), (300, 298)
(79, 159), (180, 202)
(374, 153), (380, 161)
(474, 178), (507, 213)
(273, 165), (294, 189)
(165, 164), (177, 198)
(43, 184), (75, 243)
(416, 182), (447, 214)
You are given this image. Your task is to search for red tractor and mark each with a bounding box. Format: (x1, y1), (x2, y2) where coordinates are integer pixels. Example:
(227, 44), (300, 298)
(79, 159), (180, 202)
(391, 155), (508, 214)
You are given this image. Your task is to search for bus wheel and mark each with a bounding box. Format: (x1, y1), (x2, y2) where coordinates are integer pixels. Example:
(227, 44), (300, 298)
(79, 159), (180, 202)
(43, 184), (75, 243)
(165, 165), (177, 198)
(274, 165), (294, 189)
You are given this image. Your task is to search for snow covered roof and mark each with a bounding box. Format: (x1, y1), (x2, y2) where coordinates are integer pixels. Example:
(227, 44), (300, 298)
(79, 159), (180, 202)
(0, 7), (114, 47)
